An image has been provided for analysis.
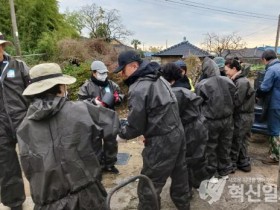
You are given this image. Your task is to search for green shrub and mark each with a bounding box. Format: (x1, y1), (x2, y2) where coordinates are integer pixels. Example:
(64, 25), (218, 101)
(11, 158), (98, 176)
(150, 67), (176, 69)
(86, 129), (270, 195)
(36, 32), (58, 60)
(251, 64), (265, 71)
(62, 61), (91, 100)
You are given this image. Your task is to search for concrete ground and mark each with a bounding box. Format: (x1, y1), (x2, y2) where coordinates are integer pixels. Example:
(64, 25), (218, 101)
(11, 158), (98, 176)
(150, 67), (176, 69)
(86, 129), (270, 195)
(1, 133), (280, 210)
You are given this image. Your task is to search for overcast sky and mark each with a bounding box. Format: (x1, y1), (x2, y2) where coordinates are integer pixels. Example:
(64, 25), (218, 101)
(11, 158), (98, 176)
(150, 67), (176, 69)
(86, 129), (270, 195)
(58, 0), (280, 50)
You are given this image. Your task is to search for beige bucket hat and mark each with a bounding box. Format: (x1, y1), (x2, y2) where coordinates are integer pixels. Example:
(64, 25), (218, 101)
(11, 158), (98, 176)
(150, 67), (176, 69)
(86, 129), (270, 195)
(0, 32), (12, 46)
(23, 63), (76, 96)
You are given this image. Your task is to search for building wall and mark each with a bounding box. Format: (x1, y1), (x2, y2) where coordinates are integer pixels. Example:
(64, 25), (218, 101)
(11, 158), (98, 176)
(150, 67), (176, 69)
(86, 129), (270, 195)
(159, 56), (182, 65)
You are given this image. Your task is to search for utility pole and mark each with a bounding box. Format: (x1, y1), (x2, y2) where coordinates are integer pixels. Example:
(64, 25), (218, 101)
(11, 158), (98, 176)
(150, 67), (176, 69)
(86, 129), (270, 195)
(9, 0), (21, 57)
(275, 14), (280, 54)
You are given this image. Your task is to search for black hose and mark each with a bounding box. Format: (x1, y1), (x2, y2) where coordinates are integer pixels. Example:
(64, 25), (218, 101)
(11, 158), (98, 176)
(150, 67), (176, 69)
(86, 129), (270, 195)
(105, 174), (159, 210)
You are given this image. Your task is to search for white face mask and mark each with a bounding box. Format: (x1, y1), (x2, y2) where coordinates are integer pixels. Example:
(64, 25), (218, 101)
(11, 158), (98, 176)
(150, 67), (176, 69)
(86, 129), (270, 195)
(96, 72), (108, 82)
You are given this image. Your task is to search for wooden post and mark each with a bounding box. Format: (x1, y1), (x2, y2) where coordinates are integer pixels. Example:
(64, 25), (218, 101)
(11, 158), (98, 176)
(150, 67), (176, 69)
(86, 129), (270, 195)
(275, 15), (280, 54)
(9, 0), (21, 57)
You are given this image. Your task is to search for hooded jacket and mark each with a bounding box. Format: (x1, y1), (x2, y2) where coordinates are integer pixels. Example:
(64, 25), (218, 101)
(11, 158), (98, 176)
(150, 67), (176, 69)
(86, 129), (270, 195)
(259, 59), (280, 109)
(176, 75), (192, 90)
(119, 61), (181, 140)
(78, 78), (124, 109)
(172, 81), (207, 161)
(17, 96), (119, 206)
(232, 73), (255, 114)
(0, 54), (29, 134)
(195, 57), (236, 120)
(118, 61), (190, 210)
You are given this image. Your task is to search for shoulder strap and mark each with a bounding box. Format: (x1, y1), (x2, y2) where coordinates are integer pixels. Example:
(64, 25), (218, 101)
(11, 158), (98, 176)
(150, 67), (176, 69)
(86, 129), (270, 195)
(0, 60), (9, 83)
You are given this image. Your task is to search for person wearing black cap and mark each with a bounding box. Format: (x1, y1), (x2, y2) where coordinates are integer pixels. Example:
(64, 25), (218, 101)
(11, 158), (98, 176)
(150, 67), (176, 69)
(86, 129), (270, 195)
(174, 60), (194, 91)
(0, 32), (29, 210)
(78, 60), (124, 174)
(114, 50), (190, 210)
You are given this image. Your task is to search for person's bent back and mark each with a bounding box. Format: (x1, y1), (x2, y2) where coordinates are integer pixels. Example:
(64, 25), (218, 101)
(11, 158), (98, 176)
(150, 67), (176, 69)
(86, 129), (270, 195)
(16, 63), (119, 210)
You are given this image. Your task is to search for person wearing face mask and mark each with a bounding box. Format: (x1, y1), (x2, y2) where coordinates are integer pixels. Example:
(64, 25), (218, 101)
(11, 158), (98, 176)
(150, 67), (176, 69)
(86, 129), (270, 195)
(78, 60), (124, 174)
(17, 63), (119, 210)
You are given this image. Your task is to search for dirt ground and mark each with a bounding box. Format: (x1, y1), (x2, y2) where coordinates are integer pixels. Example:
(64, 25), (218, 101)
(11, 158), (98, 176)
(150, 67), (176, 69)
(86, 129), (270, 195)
(104, 133), (280, 210)
(0, 133), (280, 210)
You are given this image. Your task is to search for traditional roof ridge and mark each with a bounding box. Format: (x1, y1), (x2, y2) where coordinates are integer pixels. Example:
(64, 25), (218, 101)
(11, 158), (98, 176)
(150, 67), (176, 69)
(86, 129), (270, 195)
(186, 41), (209, 54)
(154, 41), (189, 55)
(152, 40), (210, 57)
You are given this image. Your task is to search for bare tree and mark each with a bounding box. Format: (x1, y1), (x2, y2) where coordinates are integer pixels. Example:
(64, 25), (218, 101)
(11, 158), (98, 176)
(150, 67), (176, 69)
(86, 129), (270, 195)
(102, 9), (133, 41)
(201, 32), (246, 56)
(80, 3), (104, 38)
(80, 4), (132, 42)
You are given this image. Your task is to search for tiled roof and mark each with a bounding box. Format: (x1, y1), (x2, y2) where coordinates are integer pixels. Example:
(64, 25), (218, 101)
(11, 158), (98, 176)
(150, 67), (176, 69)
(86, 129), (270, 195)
(152, 41), (210, 57)
(222, 48), (264, 59)
(258, 46), (280, 55)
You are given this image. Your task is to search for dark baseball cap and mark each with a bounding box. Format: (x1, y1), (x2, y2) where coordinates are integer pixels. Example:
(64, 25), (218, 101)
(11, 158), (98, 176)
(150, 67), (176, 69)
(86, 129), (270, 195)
(174, 60), (187, 68)
(114, 50), (142, 73)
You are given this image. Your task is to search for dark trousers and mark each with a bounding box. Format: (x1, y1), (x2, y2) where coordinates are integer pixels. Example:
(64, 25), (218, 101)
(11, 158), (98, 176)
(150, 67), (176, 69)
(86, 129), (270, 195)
(34, 182), (107, 210)
(102, 136), (118, 167)
(231, 113), (253, 169)
(205, 116), (234, 177)
(0, 125), (25, 207)
(137, 129), (190, 210)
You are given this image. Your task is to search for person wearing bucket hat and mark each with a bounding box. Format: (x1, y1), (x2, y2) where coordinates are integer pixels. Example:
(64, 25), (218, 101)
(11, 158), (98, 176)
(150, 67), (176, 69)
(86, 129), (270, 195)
(17, 63), (120, 210)
(78, 60), (124, 174)
(115, 50), (190, 209)
(0, 32), (29, 210)
(174, 60), (195, 91)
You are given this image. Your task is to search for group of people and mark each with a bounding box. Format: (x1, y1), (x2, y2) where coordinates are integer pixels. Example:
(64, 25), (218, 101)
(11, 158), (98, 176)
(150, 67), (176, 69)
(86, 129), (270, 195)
(0, 30), (279, 210)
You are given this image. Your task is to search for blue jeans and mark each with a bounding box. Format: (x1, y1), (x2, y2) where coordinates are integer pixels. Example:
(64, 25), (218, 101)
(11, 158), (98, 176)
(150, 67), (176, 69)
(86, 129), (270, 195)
(267, 109), (280, 136)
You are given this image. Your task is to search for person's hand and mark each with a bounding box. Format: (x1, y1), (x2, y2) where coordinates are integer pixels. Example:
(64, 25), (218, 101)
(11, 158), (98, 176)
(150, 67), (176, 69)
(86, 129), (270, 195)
(94, 96), (106, 107)
(113, 91), (120, 103)
(120, 118), (128, 128)
(116, 135), (127, 142)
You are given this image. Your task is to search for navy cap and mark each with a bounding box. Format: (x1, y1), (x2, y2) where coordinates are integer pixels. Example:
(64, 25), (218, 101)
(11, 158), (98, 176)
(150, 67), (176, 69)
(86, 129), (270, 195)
(114, 50), (142, 73)
(174, 60), (187, 68)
